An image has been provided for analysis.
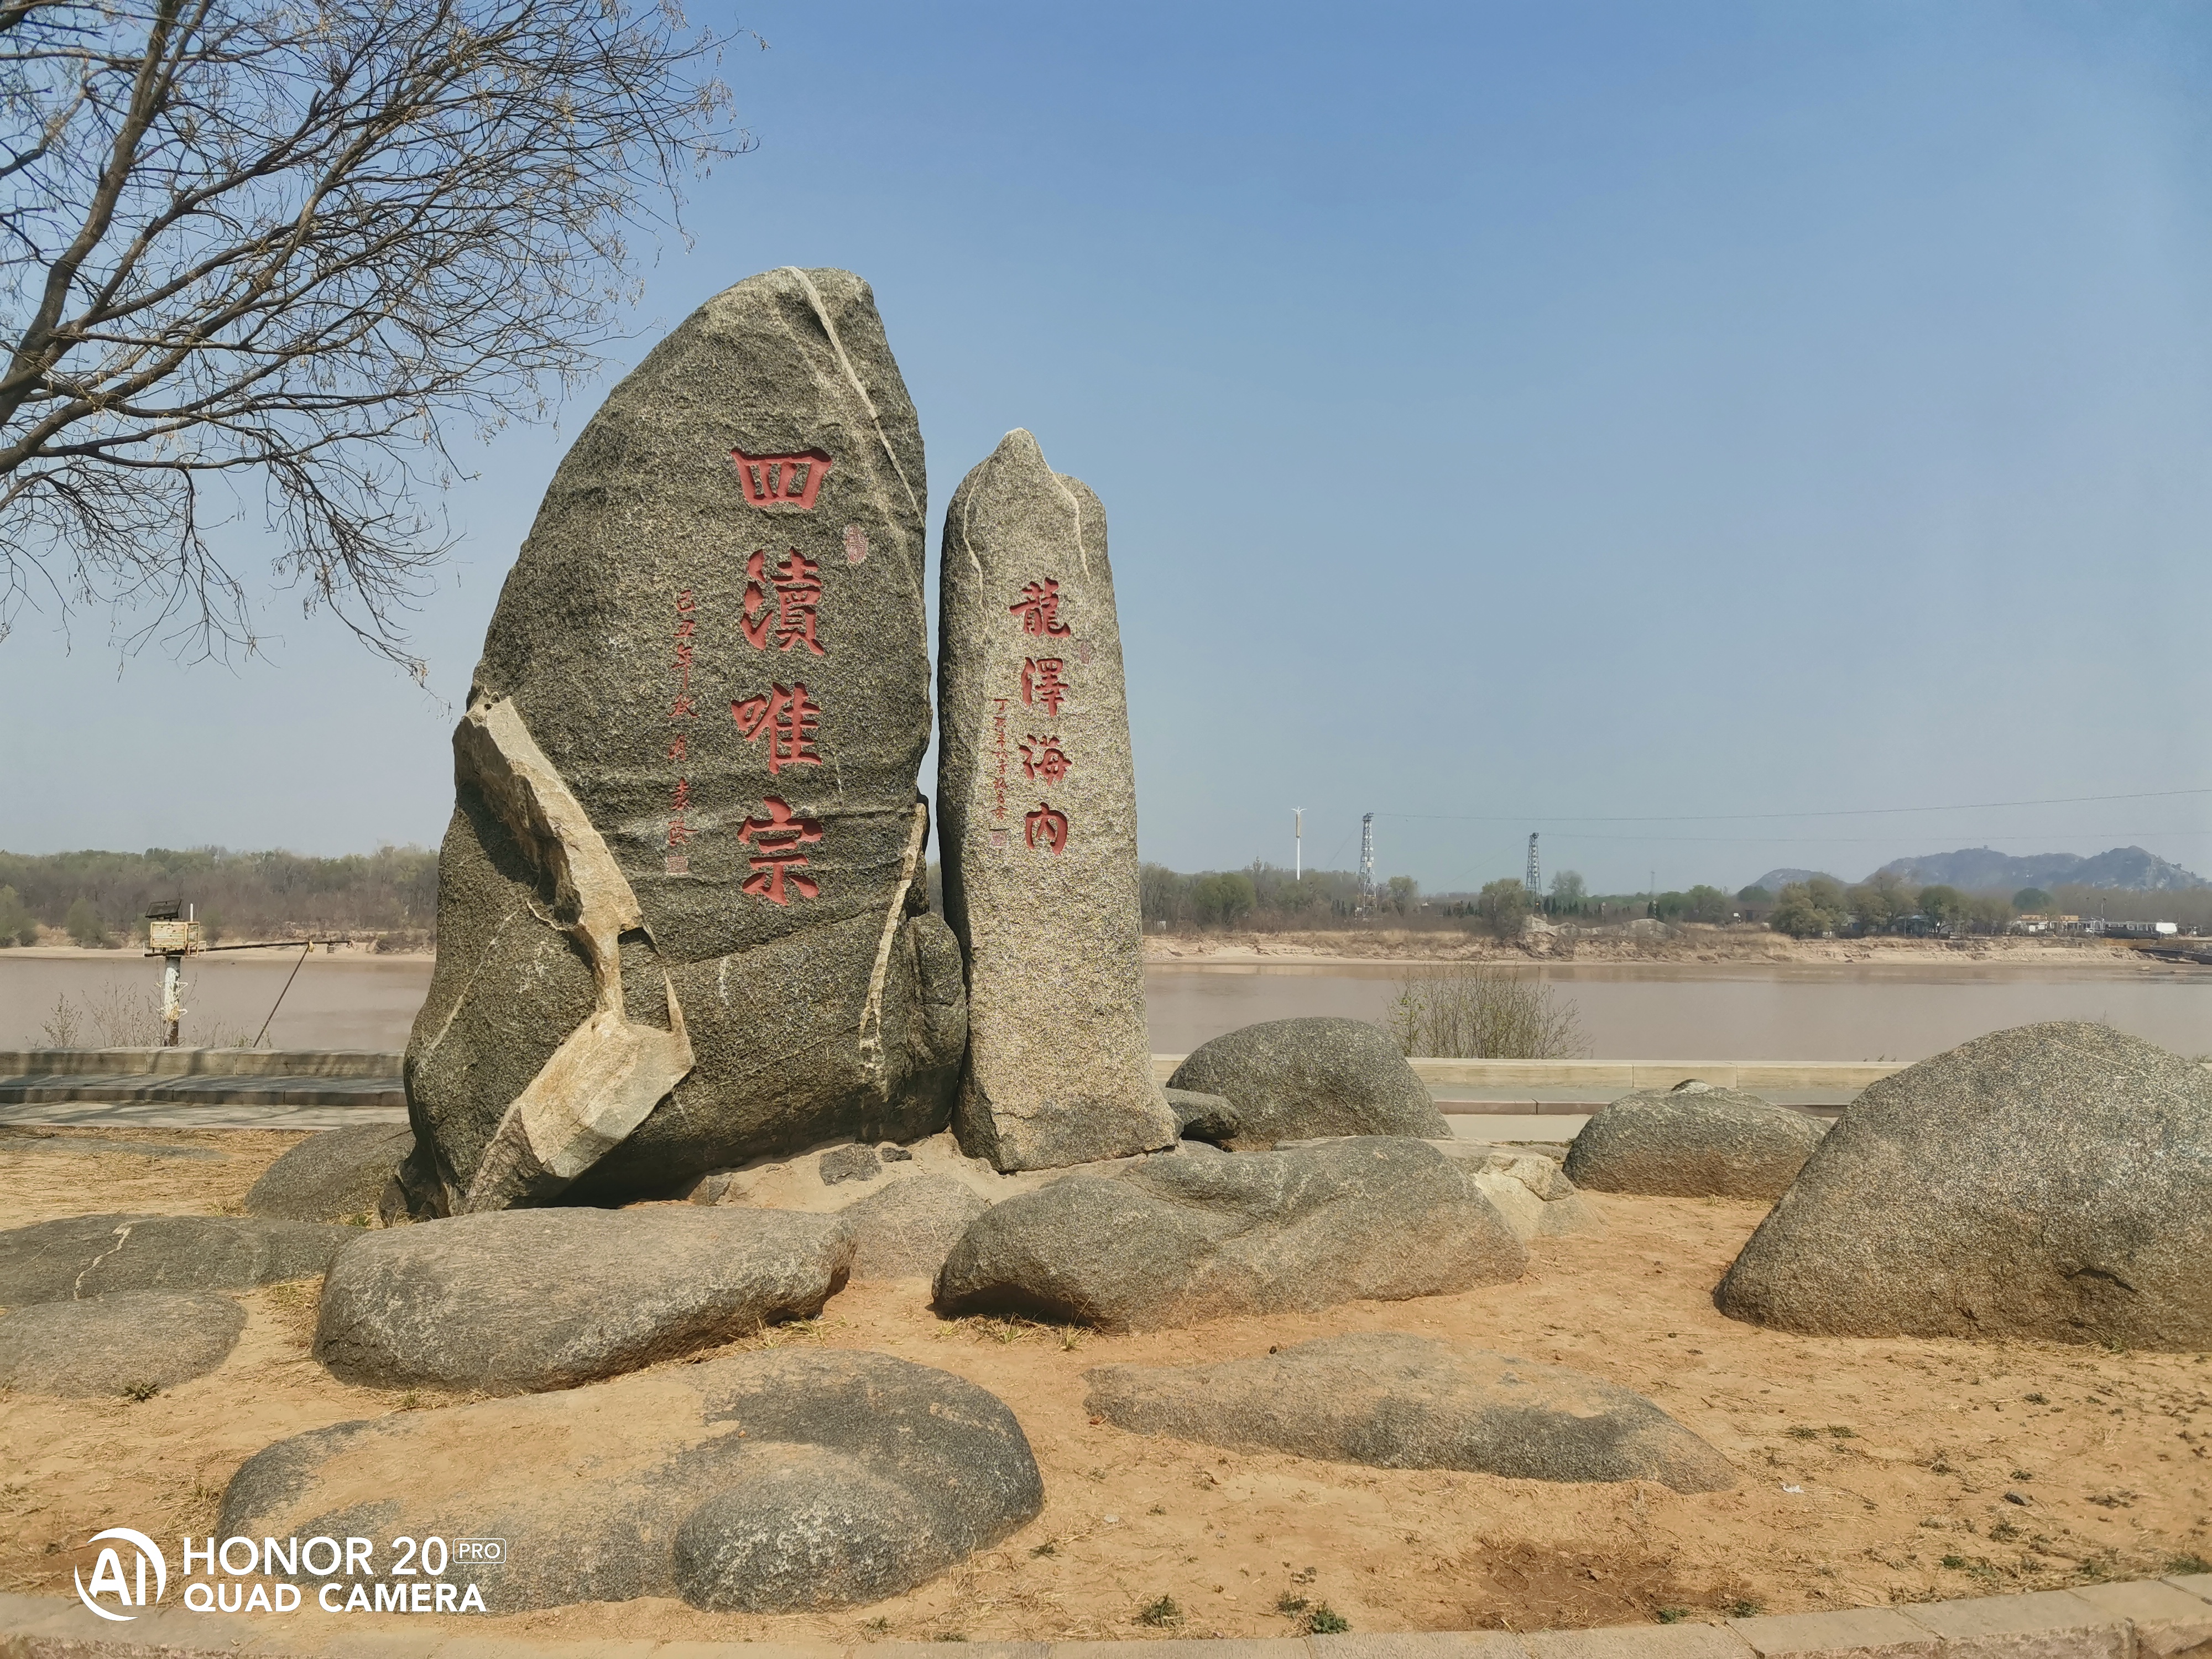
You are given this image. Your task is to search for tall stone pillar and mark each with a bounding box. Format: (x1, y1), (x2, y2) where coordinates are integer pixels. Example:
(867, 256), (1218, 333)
(937, 430), (1178, 1171)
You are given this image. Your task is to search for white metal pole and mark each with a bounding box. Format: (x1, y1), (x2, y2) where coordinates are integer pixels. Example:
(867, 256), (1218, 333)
(1293, 808), (1303, 880)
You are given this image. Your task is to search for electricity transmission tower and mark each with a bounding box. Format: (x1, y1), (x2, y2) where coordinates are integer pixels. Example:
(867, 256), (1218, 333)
(1358, 813), (1375, 910)
(1525, 833), (1541, 905)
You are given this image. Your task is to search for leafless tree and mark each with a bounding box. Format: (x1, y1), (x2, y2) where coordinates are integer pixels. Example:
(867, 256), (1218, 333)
(0, 0), (740, 665)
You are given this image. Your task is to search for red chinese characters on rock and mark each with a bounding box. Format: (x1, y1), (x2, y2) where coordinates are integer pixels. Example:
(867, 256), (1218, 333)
(1024, 802), (1070, 855)
(1020, 657), (1067, 717)
(740, 550), (825, 656)
(666, 591), (701, 870)
(1018, 735), (1070, 784)
(737, 797), (823, 905)
(732, 683), (822, 776)
(730, 449), (834, 511)
(1009, 579), (1072, 638)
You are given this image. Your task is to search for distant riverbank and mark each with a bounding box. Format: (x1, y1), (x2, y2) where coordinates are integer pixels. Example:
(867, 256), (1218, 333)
(3, 943), (2203, 1060)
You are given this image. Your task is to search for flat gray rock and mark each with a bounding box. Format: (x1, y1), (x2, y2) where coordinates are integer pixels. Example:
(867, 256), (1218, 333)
(315, 1205), (853, 1392)
(819, 1143), (881, 1185)
(404, 266), (965, 1215)
(837, 1173), (990, 1280)
(933, 1137), (1524, 1332)
(1563, 1082), (1828, 1200)
(1084, 1333), (1735, 1493)
(0, 1291), (246, 1397)
(939, 430), (1178, 1172)
(221, 1349), (1044, 1613)
(1716, 1022), (2212, 1349)
(0, 1212), (353, 1306)
(246, 1124), (417, 1222)
(1166, 1018), (1449, 1147)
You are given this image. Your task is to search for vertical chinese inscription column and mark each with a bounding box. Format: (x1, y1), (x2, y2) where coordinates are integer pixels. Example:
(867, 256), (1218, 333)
(937, 429), (1177, 1171)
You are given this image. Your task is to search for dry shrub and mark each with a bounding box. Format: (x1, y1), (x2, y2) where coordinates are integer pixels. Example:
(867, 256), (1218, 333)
(1388, 966), (1584, 1059)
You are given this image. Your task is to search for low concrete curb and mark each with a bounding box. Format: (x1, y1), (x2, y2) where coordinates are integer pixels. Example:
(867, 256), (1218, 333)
(2, 1578), (2205, 1659)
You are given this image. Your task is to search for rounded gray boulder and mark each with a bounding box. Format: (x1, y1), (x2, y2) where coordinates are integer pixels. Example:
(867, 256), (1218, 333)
(221, 1348), (1044, 1613)
(0, 1212), (354, 1305)
(1085, 1332), (1735, 1493)
(1716, 1022), (2212, 1348)
(246, 1124), (418, 1222)
(1165, 1018), (1449, 1147)
(314, 1205), (853, 1392)
(1563, 1081), (1828, 1200)
(836, 1173), (990, 1281)
(934, 1137), (1524, 1332)
(0, 1291), (246, 1397)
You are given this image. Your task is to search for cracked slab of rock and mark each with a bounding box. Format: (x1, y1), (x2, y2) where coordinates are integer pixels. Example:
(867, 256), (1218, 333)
(403, 266), (964, 1216)
(1084, 1333), (1735, 1493)
(0, 1213), (353, 1306)
(246, 1124), (418, 1222)
(314, 1206), (853, 1392)
(938, 430), (1176, 1171)
(1563, 1081), (1828, 1201)
(1165, 1018), (1449, 1147)
(0, 1291), (246, 1397)
(221, 1349), (1044, 1613)
(1716, 1022), (2212, 1349)
(933, 1137), (1524, 1332)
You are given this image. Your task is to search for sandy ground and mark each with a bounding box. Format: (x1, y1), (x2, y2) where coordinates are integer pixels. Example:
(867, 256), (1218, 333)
(1, 1124), (2206, 1646)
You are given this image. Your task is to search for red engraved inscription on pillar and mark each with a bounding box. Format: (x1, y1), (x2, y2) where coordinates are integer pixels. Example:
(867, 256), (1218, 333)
(736, 797), (824, 905)
(1024, 802), (1070, 855)
(1020, 656), (1067, 717)
(1018, 735), (1071, 784)
(739, 550), (825, 655)
(1008, 580), (1072, 637)
(732, 683), (822, 776)
(731, 449), (834, 510)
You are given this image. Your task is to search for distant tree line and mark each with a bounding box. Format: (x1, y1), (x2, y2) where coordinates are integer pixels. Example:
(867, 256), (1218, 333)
(0, 848), (439, 948)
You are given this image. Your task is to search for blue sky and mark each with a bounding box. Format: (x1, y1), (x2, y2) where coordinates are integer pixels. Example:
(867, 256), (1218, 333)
(5, 1), (2211, 893)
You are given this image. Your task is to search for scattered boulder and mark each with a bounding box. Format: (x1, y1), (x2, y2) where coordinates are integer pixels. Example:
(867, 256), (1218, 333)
(246, 1124), (417, 1222)
(837, 1174), (990, 1281)
(315, 1206), (853, 1392)
(1164, 1087), (1235, 1139)
(0, 1292), (246, 1397)
(820, 1144), (882, 1186)
(0, 1213), (353, 1306)
(1084, 1333), (1735, 1493)
(1715, 1022), (2212, 1349)
(1563, 1082), (1828, 1200)
(933, 1137), (1524, 1332)
(1165, 1018), (1449, 1147)
(221, 1349), (1044, 1613)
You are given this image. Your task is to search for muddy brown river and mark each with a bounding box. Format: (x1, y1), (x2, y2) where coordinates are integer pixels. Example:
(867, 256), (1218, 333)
(2, 950), (2205, 1060)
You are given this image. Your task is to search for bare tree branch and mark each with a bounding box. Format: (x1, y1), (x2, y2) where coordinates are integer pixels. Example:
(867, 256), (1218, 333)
(0, 0), (743, 664)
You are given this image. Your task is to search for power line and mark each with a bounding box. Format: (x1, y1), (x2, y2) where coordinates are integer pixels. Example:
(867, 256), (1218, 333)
(1374, 785), (2212, 827)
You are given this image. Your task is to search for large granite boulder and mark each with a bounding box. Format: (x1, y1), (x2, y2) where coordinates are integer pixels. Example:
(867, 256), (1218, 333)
(221, 1349), (1044, 1612)
(1085, 1333), (1735, 1493)
(1715, 1022), (2212, 1348)
(938, 431), (1177, 1171)
(0, 1292), (245, 1397)
(0, 1213), (352, 1305)
(933, 1138), (1524, 1332)
(1563, 1081), (1828, 1200)
(836, 1173), (991, 1281)
(246, 1124), (417, 1222)
(1165, 1018), (1449, 1148)
(315, 1206), (852, 1392)
(402, 267), (966, 1216)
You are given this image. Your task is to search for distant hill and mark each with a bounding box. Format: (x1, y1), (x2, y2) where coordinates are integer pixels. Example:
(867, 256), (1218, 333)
(1746, 868), (1843, 894)
(1870, 846), (2207, 893)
